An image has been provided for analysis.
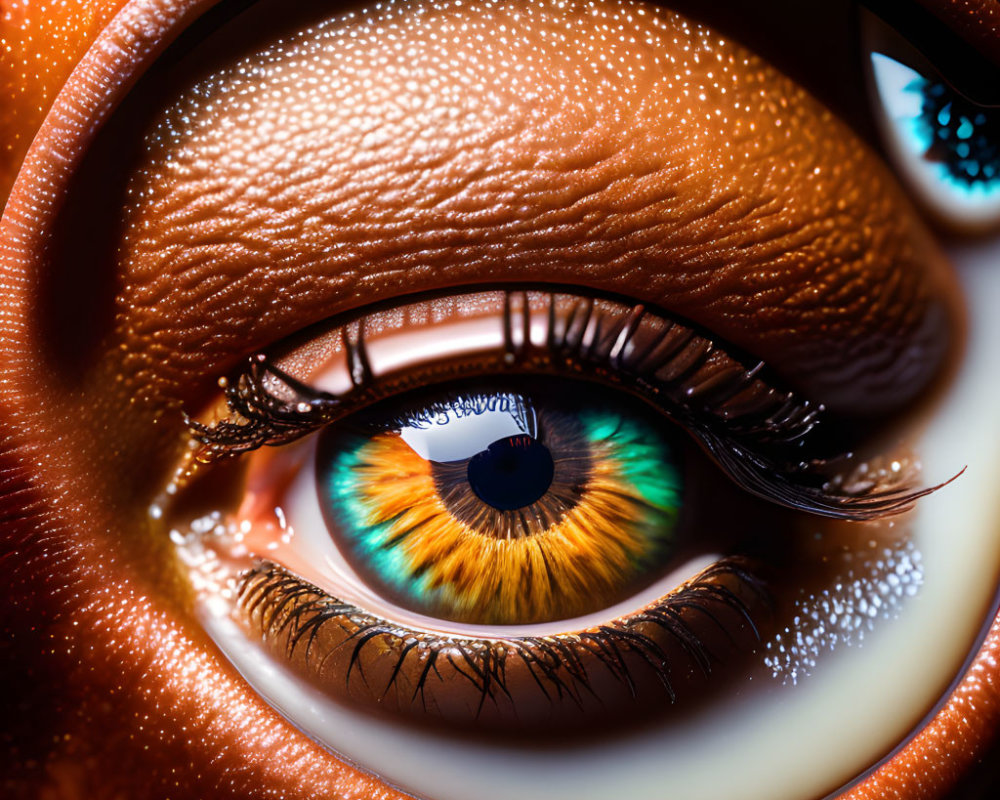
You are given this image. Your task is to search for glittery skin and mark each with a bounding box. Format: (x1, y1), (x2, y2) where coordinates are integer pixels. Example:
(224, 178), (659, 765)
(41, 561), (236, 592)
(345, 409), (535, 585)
(0, 1), (996, 799)
(108, 0), (959, 417)
(0, 0), (130, 206)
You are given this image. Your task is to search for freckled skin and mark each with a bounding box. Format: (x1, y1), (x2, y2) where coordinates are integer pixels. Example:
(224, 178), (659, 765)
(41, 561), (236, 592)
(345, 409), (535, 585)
(0, 1), (997, 799)
(112, 0), (959, 418)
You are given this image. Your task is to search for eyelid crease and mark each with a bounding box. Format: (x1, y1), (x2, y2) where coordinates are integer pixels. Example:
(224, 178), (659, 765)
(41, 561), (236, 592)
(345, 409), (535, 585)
(184, 288), (939, 521)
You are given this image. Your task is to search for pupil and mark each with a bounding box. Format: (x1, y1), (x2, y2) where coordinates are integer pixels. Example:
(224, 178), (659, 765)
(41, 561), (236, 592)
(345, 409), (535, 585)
(467, 434), (555, 511)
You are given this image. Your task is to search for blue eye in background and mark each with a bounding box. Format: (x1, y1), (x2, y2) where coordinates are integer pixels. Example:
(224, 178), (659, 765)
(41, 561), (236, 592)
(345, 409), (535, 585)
(869, 51), (1000, 233)
(916, 81), (998, 186)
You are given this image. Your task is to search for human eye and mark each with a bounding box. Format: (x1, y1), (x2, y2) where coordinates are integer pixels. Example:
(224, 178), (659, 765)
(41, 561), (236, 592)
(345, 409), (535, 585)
(172, 286), (931, 743)
(1, 1), (998, 799)
(862, 3), (1000, 233)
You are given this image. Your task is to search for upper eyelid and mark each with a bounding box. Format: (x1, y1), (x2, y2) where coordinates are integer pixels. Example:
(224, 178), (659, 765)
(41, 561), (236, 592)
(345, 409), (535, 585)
(860, 2), (1000, 107)
(52, 0), (953, 428)
(185, 286), (933, 520)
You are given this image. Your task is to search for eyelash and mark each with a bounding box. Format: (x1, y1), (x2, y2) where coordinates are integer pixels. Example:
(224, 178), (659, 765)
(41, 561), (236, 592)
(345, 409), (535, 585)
(238, 557), (769, 730)
(178, 287), (949, 730)
(186, 288), (931, 521)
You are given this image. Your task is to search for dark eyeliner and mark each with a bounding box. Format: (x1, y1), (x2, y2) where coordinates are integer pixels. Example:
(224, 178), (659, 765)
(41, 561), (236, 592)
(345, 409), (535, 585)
(187, 287), (936, 521)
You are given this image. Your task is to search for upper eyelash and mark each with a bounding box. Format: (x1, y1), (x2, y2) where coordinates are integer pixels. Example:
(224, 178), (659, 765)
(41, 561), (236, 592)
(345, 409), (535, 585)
(185, 287), (941, 521)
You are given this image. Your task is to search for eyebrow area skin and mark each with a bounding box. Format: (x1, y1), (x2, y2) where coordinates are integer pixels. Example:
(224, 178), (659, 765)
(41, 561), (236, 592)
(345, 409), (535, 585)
(77, 0), (962, 423)
(0, 1), (996, 799)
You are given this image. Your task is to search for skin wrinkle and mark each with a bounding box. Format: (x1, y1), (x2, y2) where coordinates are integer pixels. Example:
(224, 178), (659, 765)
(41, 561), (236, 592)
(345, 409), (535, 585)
(0, 0), (996, 799)
(109, 0), (959, 418)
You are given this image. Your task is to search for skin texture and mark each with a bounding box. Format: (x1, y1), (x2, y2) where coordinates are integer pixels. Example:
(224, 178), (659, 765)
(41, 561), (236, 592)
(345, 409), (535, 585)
(110, 0), (957, 418)
(0, 1), (997, 799)
(0, 0), (129, 207)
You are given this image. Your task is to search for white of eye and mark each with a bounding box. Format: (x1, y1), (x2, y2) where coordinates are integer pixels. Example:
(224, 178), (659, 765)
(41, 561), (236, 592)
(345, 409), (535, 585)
(868, 51), (1000, 232)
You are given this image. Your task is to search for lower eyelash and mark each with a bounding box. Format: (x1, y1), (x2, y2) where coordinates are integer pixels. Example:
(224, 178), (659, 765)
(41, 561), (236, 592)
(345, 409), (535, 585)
(237, 558), (771, 735)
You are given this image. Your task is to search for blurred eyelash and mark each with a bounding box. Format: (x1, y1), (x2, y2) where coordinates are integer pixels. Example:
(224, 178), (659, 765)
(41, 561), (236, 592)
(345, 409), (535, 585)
(239, 558), (767, 714)
(185, 288), (942, 520)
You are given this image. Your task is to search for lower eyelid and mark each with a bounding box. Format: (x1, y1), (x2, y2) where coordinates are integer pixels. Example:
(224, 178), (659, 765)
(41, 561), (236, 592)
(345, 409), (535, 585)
(237, 558), (770, 734)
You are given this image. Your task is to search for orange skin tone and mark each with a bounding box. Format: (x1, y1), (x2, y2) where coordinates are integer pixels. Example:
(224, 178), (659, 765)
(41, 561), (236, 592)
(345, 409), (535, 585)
(0, 1), (996, 798)
(0, 0), (130, 205)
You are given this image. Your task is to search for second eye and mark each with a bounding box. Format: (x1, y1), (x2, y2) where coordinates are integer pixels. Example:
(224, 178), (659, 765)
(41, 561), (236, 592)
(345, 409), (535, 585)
(864, 13), (1000, 232)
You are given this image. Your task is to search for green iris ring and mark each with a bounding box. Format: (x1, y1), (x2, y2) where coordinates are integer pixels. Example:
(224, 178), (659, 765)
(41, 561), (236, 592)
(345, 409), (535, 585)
(579, 410), (683, 572)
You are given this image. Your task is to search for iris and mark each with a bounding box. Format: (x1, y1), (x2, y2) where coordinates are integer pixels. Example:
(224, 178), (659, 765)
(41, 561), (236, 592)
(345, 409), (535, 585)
(916, 79), (1000, 186)
(316, 382), (683, 625)
(868, 51), (1000, 228)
